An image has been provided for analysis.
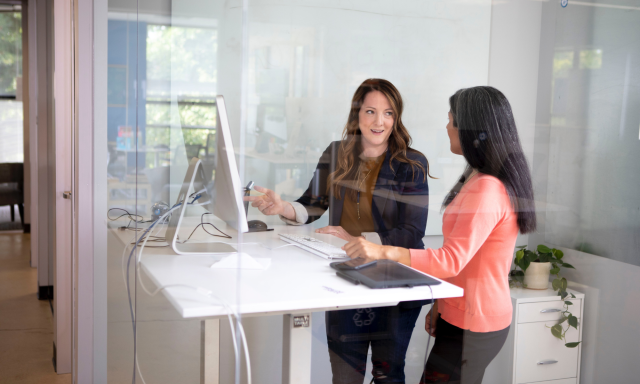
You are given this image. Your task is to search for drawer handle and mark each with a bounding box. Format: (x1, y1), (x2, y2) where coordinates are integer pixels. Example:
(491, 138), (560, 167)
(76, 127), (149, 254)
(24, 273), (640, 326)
(540, 308), (562, 313)
(537, 359), (559, 365)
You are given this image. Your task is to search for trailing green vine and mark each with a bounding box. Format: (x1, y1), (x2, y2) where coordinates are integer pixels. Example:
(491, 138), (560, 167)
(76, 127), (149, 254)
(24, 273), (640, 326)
(509, 245), (581, 348)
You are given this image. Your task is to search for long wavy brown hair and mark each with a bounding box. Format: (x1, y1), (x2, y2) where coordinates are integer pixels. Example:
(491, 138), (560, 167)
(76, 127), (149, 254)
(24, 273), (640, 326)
(329, 78), (434, 199)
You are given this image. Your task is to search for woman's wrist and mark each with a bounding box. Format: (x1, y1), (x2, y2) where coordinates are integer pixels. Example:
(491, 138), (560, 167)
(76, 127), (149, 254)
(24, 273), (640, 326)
(385, 246), (412, 266)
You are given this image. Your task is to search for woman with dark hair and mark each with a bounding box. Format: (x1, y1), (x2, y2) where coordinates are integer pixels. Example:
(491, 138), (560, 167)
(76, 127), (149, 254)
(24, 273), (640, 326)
(245, 78), (434, 383)
(342, 86), (536, 384)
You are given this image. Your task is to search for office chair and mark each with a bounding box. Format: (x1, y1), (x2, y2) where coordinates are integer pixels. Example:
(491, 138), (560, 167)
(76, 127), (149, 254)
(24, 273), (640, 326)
(0, 162), (24, 226)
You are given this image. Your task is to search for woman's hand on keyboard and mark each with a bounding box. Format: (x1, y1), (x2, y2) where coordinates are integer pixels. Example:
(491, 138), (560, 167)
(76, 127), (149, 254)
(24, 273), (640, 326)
(315, 226), (360, 242)
(243, 186), (296, 220)
(342, 237), (412, 266)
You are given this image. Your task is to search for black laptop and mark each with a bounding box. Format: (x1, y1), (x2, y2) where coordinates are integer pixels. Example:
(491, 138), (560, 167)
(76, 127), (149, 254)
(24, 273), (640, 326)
(331, 259), (441, 289)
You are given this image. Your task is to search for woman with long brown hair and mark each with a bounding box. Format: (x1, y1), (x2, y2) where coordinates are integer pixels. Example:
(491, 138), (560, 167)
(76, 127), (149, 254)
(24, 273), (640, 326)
(246, 78), (433, 383)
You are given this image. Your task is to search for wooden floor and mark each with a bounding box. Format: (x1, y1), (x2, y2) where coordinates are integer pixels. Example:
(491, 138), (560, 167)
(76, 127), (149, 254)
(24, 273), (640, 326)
(0, 232), (70, 384)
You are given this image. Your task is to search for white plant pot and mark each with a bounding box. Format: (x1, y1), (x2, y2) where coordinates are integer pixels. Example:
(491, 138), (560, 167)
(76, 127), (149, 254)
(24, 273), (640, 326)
(524, 262), (551, 290)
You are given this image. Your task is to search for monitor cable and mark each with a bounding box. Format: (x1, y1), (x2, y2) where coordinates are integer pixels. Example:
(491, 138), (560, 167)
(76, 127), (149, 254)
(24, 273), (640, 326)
(418, 285), (435, 384)
(121, 203), (252, 384)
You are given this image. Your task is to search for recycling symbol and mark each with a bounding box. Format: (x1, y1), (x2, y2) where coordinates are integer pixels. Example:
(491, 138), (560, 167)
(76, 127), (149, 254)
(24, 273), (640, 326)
(353, 308), (375, 327)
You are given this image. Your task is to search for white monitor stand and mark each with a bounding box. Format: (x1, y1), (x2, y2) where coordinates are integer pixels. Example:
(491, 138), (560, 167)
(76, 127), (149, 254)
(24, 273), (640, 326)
(164, 158), (236, 254)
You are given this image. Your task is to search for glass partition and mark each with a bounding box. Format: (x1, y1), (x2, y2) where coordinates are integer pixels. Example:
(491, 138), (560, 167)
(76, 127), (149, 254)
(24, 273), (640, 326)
(103, 1), (494, 382)
(97, 1), (640, 383)
(105, 1), (245, 383)
(541, 3), (640, 266)
(236, 2), (492, 383)
(530, 2), (640, 383)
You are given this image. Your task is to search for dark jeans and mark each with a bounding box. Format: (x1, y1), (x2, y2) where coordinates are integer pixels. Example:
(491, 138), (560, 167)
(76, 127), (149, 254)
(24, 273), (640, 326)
(326, 304), (423, 384)
(420, 317), (510, 384)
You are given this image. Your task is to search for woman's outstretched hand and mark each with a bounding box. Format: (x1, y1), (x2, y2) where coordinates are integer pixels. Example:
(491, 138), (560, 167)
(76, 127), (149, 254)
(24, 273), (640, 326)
(341, 237), (412, 265)
(243, 186), (296, 220)
(315, 226), (360, 242)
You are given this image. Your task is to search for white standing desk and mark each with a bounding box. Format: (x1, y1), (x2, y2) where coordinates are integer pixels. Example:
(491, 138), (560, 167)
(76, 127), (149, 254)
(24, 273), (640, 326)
(115, 216), (464, 384)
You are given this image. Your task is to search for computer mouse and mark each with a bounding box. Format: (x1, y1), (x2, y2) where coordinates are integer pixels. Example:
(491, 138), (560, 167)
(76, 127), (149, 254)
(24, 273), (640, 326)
(247, 220), (268, 231)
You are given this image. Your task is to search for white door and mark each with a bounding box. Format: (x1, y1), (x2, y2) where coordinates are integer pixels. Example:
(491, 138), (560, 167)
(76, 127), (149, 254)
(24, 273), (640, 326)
(52, 0), (74, 374)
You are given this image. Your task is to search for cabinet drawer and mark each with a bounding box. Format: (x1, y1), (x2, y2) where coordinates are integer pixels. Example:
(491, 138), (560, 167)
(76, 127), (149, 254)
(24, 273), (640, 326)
(518, 299), (582, 324)
(515, 322), (580, 383)
(521, 379), (576, 384)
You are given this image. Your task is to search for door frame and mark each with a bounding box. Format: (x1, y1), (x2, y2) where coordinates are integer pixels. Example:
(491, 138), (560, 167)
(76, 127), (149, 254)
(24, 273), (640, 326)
(73, 0), (108, 382)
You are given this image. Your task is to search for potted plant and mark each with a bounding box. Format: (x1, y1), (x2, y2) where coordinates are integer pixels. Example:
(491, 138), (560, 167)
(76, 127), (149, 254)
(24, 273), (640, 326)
(509, 245), (581, 348)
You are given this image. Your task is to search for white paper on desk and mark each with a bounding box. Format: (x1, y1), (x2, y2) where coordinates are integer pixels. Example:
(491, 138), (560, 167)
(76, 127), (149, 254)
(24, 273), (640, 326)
(210, 253), (271, 270)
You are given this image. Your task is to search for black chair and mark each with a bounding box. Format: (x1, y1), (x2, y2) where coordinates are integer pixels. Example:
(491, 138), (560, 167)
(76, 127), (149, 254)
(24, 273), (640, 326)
(205, 133), (215, 158)
(0, 163), (24, 226)
(185, 144), (204, 160)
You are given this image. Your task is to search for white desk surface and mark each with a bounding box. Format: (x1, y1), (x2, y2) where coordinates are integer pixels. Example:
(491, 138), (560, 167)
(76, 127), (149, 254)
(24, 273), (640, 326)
(113, 216), (463, 319)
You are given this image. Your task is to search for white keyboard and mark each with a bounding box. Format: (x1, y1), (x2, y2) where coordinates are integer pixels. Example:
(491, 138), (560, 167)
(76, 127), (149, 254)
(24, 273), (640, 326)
(279, 233), (349, 260)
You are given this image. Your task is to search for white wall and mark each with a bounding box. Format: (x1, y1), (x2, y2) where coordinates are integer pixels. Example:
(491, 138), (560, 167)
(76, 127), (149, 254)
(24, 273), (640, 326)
(486, 0), (547, 251)
(556, 247), (640, 383)
(487, 0), (542, 165)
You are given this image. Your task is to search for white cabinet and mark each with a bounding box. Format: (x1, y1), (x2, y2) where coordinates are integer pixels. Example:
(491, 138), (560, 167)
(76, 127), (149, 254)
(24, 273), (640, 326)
(484, 286), (584, 384)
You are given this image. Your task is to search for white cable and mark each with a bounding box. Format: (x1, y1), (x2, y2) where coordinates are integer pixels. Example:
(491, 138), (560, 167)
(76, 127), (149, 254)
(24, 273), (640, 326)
(120, 182), (228, 384)
(127, 206), (252, 384)
(125, 213), (175, 384)
(133, 284), (242, 384)
(136, 358), (147, 384)
(134, 207), (181, 297)
(125, 204), (233, 306)
(122, 220), (167, 292)
(137, 283), (251, 384)
(133, 231), (245, 372)
(190, 188), (207, 197)
(122, 242), (132, 291)
(141, 283), (240, 362)
(421, 286), (435, 383)
(237, 316), (252, 382)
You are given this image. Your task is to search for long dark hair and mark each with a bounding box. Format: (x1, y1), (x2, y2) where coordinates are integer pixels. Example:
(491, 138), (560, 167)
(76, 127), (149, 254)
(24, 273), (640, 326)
(443, 86), (536, 233)
(329, 78), (434, 199)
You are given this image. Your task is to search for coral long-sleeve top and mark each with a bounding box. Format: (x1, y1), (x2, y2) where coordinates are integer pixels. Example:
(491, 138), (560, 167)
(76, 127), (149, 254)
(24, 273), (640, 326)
(410, 173), (518, 332)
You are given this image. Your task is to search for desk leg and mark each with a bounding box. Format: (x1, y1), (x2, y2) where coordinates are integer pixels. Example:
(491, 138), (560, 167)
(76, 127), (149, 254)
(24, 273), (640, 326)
(201, 319), (220, 384)
(282, 314), (312, 384)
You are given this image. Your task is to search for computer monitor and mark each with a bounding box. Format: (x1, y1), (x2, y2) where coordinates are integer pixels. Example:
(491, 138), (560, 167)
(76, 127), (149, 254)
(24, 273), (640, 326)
(164, 95), (249, 255)
(212, 95), (249, 233)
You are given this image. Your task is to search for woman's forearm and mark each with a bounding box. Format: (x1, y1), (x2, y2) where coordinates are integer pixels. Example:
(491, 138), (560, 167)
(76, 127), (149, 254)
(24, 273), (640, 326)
(281, 202), (297, 221)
